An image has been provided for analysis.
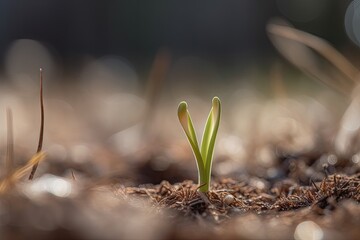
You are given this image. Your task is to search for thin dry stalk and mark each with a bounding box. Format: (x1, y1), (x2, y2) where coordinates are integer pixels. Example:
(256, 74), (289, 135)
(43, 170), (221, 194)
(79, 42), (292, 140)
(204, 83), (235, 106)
(270, 62), (287, 99)
(29, 68), (45, 180)
(142, 49), (171, 135)
(267, 23), (359, 83)
(6, 108), (14, 176)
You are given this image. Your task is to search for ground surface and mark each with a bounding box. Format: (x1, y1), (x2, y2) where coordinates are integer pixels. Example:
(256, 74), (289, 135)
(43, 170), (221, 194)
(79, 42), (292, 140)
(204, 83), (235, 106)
(0, 81), (360, 239)
(1, 152), (359, 240)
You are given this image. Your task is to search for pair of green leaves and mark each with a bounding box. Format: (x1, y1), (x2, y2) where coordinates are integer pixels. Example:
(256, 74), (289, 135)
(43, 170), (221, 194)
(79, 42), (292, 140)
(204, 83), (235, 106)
(178, 97), (221, 192)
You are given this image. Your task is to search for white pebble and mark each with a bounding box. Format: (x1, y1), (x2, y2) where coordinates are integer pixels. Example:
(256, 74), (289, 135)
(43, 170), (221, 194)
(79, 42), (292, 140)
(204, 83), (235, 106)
(224, 194), (235, 205)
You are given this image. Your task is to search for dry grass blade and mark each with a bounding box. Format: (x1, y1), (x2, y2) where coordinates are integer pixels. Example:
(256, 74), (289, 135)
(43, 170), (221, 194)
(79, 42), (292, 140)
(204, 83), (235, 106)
(29, 68), (45, 180)
(0, 152), (46, 194)
(267, 19), (360, 95)
(6, 108), (14, 176)
(267, 21), (359, 82)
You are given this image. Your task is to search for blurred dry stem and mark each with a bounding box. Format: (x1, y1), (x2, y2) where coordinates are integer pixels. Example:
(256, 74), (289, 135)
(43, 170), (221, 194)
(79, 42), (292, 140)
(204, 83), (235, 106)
(6, 108), (14, 176)
(267, 20), (359, 95)
(29, 68), (45, 180)
(142, 49), (171, 136)
(270, 62), (287, 99)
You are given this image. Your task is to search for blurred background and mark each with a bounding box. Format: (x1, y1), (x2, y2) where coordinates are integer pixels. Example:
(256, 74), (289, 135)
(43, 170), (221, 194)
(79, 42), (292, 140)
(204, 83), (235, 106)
(0, 0), (359, 75)
(0, 0), (360, 183)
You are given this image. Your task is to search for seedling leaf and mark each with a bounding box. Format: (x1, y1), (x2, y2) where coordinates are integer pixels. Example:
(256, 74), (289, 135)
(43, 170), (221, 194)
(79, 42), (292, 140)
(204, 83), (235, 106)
(202, 97), (221, 186)
(178, 97), (221, 192)
(201, 97), (221, 164)
(178, 102), (205, 185)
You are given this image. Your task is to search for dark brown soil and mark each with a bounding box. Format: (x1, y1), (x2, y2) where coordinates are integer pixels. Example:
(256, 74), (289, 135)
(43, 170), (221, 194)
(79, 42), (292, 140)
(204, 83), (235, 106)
(123, 174), (360, 239)
(1, 168), (359, 240)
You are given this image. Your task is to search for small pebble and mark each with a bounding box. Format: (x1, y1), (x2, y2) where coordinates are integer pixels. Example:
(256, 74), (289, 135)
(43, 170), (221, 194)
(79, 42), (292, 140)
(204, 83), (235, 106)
(224, 194), (235, 205)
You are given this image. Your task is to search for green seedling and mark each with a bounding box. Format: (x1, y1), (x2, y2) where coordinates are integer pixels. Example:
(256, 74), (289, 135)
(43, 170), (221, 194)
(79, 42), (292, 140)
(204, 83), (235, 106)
(178, 97), (221, 192)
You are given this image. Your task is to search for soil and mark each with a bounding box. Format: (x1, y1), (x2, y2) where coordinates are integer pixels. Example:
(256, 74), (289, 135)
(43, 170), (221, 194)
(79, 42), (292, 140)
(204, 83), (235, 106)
(1, 147), (360, 240)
